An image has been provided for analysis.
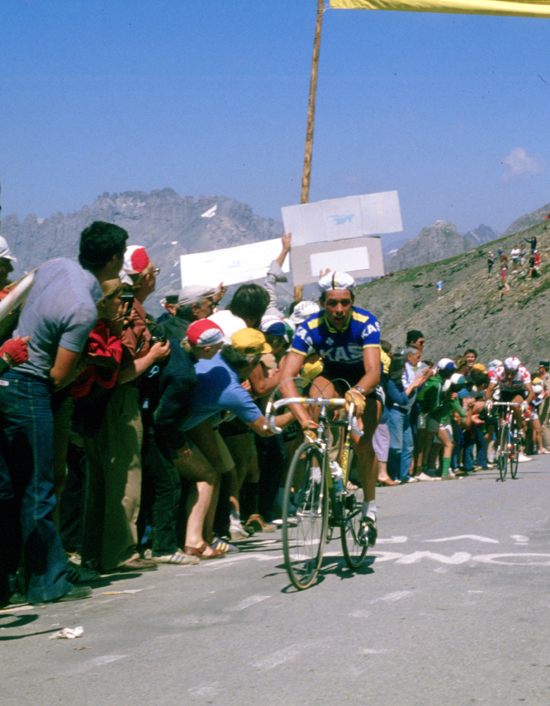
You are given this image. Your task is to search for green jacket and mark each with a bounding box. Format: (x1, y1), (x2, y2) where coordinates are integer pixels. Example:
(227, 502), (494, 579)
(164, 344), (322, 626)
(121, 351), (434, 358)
(417, 374), (466, 423)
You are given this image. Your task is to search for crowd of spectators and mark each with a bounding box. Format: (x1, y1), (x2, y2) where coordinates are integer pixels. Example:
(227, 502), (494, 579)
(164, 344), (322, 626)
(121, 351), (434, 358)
(487, 238), (543, 300)
(380, 335), (550, 484)
(0, 222), (548, 607)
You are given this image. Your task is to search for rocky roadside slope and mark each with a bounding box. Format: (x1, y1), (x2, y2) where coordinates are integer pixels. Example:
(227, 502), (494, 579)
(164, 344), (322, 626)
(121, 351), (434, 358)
(355, 221), (550, 371)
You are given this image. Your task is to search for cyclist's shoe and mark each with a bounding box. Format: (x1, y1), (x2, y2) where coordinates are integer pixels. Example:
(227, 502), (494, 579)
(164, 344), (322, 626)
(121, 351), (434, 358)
(518, 452), (531, 463)
(358, 517), (377, 548)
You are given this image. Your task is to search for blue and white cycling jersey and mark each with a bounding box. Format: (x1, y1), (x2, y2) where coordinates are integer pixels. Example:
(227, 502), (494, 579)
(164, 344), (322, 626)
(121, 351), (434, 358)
(290, 307), (381, 382)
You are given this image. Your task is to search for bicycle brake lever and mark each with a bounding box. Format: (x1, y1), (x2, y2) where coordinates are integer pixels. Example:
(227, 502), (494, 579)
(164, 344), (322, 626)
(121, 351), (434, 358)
(269, 416), (282, 434)
(350, 416), (364, 437)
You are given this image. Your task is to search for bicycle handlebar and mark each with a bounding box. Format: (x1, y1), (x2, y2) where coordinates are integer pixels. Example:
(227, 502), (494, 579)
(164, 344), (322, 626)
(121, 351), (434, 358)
(490, 401), (523, 406)
(264, 396), (364, 437)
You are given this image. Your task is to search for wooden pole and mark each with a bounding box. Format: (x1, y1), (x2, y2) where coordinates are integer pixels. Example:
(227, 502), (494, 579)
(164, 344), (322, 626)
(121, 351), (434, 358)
(300, 0), (325, 206)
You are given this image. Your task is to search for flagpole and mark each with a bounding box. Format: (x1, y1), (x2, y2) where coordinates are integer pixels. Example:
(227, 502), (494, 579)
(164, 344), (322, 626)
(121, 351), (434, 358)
(301, 0), (325, 206)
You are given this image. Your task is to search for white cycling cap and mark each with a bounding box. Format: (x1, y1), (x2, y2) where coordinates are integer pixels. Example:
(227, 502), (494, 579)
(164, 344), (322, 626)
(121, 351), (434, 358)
(318, 271), (356, 293)
(504, 356), (521, 371)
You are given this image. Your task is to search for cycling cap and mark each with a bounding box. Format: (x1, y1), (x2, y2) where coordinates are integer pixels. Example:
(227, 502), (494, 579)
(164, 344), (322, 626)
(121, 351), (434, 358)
(185, 319), (224, 348)
(318, 271), (356, 293)
(119, 245), (151, 284)
(260, 316), (286, 337)
(533, 383), (543, 395)
(504, 356), (520, 371)
(437, 358), (456, 372)
(0, 236), (16, 262)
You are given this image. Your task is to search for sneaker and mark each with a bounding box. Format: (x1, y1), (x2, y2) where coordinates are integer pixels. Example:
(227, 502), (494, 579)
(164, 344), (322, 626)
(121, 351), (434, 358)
(403, 476), (419, 483)
(518, 453), (531, 462)
(67, 563), (100, 583)
(417, 472), (439, 482)
(152, 550), (199, 565)
(441, 470), (457, 480)
(53, 586), (93, 603)
(358, 517), (377, 547)
(211, 537), (239, 554)
(229, 520), (250, 541)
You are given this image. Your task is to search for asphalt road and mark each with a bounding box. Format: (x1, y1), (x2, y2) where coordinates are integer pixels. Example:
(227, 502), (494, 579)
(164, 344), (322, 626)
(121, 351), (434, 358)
(3, 457), (550, 706)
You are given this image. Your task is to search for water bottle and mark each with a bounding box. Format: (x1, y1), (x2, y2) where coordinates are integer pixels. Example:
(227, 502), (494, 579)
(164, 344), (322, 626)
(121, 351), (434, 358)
(329, 462), (344, 494)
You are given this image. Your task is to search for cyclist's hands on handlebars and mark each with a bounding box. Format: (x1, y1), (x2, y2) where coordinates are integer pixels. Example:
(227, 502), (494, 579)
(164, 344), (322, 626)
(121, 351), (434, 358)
(485, 399), (493, 414)
(345, 388), (366, 417)
(521, 401), (529, 415)
(301, 419), (318, 443)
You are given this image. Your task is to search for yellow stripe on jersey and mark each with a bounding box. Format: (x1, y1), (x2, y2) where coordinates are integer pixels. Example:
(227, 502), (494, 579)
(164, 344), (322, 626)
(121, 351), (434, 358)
(351, 311), (369, 324)
(307, 317), (320, 330)
(289, 347), (307, 356)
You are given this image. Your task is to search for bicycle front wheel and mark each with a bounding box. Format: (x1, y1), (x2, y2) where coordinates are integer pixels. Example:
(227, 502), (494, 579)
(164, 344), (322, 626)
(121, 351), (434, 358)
(498, 422), (509, 481)
(510, 422), (519, 479)
(340, 449), (367, 569)
(282, 441), (329, 590)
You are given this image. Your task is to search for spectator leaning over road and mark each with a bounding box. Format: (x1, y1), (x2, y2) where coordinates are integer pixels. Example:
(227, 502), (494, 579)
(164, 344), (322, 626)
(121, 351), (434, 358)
(209, 283), (272, 536)
(417, 358), (465, 479)
(152, 319), (226, 562)
(179, 329), (294, 559)
(0, 221), (127, 605)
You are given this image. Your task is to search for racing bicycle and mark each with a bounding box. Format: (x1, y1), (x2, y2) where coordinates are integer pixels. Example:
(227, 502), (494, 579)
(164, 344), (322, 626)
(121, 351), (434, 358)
(492, 401), (522, 481)
(265, 394), (367, 590)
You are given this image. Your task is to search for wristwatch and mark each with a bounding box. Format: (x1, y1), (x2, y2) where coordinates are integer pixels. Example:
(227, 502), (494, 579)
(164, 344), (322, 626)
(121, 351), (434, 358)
(353, 386), (365, 396)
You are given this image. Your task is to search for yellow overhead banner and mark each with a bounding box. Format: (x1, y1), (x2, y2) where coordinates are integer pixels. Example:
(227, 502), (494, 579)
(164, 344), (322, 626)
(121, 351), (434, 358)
(330, 0), (550, 17)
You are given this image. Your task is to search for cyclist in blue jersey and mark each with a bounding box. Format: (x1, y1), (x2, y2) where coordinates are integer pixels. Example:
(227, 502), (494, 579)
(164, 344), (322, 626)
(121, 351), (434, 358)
(279, 271), (383, 547)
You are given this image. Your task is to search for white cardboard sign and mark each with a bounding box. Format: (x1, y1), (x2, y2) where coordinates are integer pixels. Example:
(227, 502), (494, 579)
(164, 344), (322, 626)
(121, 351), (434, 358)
(281, 191), (402, 246)
(180, 238), (288, 288)
(290, 237), (384, 286)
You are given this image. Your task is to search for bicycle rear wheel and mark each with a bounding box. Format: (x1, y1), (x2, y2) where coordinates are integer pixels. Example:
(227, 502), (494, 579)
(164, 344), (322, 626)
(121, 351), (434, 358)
(282, 441), (329, 590)
(340, 449), (367, 569)
(498, 422), (509, 481)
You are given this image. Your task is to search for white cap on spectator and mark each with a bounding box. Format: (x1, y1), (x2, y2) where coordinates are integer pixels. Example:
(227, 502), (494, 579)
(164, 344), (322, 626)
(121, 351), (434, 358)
(488, 359), (502, 372)
(0, 236), (16, 262)
(287, 301), (320, 325)
(178, 284), (218, 306)
(436, 358), (456, 372)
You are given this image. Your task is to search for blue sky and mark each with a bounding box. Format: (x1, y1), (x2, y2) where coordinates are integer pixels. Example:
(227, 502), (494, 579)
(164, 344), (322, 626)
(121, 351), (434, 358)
(1, 0), (549, 245)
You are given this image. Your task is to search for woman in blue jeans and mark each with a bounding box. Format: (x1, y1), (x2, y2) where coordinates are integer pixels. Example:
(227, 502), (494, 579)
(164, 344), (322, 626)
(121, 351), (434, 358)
(387, 353), (431, 483)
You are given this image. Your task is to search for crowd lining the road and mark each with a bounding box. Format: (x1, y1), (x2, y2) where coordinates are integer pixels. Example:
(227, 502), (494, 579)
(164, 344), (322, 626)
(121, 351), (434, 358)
(0, 222), (548, 607)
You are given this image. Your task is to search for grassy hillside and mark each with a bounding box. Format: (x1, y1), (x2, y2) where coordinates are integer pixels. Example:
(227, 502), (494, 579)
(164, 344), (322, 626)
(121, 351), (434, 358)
(355, 221), (550, 370)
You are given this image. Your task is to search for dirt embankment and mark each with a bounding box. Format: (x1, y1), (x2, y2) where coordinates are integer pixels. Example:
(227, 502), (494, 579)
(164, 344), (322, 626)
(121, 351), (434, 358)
(355, 221), (550, 370)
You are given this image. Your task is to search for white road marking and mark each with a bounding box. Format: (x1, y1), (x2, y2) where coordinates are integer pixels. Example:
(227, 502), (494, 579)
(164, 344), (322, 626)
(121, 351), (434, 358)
(425, 534), (499, 544)
(396, 551), (471, 565)
(473, 553), (550, 566)
(371, 590), (413, 603)
(226, 595), (271, 612)
(188, 681), (223, 698)
(510, 534), (529, 543)
(377, 536), (408, 544)
(349, 610), (371, 618)
(252, 643), (318, 671)
(363, 648), (391, 655)
(71, 655), (128, 674)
